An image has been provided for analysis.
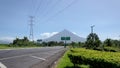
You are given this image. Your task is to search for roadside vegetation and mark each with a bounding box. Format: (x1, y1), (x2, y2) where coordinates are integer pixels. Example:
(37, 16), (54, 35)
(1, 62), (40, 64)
(1, 33), (120, 68)
(57, 33), (120, 68)
(0, 37), (65, 49)
(0, 44), (10, 49)
(57, 48), (120, 68)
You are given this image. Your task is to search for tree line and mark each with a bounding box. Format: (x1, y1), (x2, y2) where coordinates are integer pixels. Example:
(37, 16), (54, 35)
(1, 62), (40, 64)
(9, 33), (120, 51)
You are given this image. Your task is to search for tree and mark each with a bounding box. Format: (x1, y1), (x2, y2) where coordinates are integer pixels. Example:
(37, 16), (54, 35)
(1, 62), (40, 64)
(58, 41), (64, 46)
(42, 42), (47, 46)
(23, 37), (29, 42)
(13, 38), (19, 45)
(85, 33), (101, 49)
(71, 41), (76, 48)
(12, 37), (30, 47)
(104, 39), (112, 47)
(78, 42), (81, 47)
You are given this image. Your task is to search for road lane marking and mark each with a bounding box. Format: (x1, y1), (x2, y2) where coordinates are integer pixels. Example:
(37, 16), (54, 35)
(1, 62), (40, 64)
(0, 52), (48, 61)
(0, 55), (29, 61)
(0, 47), (42, 51)
(30, 56), (46, 61)
(0, 62), (7, 68)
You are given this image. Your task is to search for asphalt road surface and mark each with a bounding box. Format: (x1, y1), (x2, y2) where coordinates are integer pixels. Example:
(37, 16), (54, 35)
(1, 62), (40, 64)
(0, 46), (65, 68)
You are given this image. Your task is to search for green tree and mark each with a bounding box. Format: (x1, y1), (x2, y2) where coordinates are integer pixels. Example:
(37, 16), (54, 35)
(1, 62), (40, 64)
(104, 39), (112, 47)
(23, 37), (29, 42)
(71, 41), (76, 48)
(58, 41), (64, 46)
(78, 42), (81, 47)
(13, 38), (19, 45)
(85, 33), (101, 49)
(22, 37), (29, 46)
(42, 42), (47, 46)
(12, 37), (30, 47)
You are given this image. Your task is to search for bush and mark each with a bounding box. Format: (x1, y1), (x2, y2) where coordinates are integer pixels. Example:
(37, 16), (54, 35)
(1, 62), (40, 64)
(68, 48), (120, 68)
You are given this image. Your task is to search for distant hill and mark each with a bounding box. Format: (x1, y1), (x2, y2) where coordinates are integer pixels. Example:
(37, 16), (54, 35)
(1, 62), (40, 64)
(0, 40), (10, 44)
(43, 29), (86, 43)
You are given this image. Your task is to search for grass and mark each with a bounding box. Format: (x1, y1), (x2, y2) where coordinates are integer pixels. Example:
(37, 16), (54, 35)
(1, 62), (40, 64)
(0, 44), (10, 49)
(56, 50), (73, 68)
(56, 49), (90, 68)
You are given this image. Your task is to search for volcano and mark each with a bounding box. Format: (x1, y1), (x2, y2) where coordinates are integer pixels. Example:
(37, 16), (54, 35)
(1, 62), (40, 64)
(43, 29), (86, 43)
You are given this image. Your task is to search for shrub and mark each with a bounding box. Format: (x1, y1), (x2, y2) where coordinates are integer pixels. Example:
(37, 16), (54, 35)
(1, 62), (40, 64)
(68, 48), (120, 68)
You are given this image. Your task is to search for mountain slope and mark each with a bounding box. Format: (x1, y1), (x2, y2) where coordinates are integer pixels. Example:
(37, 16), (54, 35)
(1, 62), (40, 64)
(43, 29), (86, 43)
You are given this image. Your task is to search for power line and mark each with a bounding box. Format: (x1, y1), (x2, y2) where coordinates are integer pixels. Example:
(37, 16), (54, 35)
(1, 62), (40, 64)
(34, 0), (44, 16)
(34, 0), (52, 16)
(41, 0), (63, 18)
(42, 0), (78, 23)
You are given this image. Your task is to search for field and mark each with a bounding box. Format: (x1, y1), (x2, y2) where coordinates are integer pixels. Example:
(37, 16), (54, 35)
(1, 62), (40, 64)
(0, 44), (10, 49)
(0, 44), (41, 49)
(57, 48), (120, 68)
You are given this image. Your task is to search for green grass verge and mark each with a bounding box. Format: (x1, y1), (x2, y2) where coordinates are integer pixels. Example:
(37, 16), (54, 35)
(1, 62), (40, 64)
(0, 44), (10, 49)
(56, 50), (73, 68)
(56, 49), (89, 68)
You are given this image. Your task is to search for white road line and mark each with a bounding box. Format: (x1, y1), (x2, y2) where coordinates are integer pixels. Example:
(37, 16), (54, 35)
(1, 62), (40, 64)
(0, 47), (41, 51)
(30, 56), (46, 61)
(0, 55), (29, 61)
(0, 62), (7, 68)
(0, 52), (48, 61)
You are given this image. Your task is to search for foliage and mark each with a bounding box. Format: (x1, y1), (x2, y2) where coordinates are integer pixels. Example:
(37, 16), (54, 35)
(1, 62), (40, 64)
(103, 38), (120, 48)
(104, 38), (113, 47)
(40, 41), (64, 46)
(68, 48), (120, 68)
(56, 50), (89, 68)
(103, 46), (120, 52)
(69, 42), (84, 48)
(85, 33), (101, 49)
(10, 37), (39, 47)
(58, 41), (64, 46)
(47, 41), (58, 46)
(0, 44), (10, 49)
(57, 50), (74, 68)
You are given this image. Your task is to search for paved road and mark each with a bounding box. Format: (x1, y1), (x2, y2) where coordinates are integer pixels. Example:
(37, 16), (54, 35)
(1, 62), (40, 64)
(0, 46), (65, 68)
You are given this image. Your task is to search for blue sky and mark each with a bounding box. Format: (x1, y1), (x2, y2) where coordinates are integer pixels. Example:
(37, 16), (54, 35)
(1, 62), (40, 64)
(0, 0), (120, 42)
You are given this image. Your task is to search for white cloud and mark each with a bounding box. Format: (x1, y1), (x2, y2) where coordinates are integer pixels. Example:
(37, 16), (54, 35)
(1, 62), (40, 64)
(40, 32), (58, 39)
(72, 32), (77, 35)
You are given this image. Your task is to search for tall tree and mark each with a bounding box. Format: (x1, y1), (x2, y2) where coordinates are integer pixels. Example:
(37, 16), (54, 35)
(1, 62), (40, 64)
(104, 39), (112, 47)
(85, 33), (101, 49)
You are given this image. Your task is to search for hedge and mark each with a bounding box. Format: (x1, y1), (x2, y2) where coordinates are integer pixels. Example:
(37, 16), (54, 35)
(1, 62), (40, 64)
(68, 48), (120, 68)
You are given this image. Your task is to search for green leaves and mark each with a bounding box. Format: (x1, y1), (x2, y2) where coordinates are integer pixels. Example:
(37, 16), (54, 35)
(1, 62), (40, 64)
(85, 33), (101, 49)
(104, 39), (112, 46)
(11, 37), (38, 47)
(68, 48), (120, 68)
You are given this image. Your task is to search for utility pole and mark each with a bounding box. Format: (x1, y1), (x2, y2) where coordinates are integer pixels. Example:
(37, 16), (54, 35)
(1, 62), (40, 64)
(29, 16), (34, 41)
(91, 25), (95, 33)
